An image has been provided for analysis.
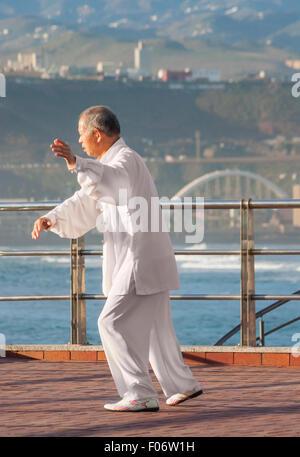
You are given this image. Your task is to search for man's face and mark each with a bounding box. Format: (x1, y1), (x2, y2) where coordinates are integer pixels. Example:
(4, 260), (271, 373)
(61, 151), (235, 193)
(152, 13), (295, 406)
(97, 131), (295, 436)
(78, 119), (100, 157)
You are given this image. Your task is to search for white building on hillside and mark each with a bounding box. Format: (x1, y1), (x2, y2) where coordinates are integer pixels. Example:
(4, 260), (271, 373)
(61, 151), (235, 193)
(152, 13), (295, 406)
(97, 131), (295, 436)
(134, 41), (151, 74)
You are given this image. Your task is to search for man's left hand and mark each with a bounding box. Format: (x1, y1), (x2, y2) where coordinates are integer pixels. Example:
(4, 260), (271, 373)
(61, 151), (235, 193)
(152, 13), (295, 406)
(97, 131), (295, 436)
(50, 138), (76, 168)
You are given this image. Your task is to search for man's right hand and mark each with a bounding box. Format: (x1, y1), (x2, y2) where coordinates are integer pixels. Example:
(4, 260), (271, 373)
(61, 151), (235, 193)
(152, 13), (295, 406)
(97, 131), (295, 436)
(32, 217), (52, 240)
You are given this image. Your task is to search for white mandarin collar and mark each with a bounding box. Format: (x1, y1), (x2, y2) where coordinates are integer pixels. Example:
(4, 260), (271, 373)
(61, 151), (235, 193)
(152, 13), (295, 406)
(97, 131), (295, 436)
(98, 137), (126, 164)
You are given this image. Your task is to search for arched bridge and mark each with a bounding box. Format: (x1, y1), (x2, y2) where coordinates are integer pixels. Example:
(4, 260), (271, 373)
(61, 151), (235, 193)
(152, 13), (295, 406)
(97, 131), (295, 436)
(172, 169), (288, 200)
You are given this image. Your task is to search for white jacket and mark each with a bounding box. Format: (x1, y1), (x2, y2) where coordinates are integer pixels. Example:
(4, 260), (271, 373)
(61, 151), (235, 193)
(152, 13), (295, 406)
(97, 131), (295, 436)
(44, 137), (180, 296)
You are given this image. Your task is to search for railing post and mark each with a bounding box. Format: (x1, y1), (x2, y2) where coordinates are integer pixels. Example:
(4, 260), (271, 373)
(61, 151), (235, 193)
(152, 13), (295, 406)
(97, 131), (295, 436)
(247, 198), (256, 346)
(240, 199), (248, 345)
(259, 317), (265, 346)
(70, 237), (87, 345)
(240, 198), (257, 346)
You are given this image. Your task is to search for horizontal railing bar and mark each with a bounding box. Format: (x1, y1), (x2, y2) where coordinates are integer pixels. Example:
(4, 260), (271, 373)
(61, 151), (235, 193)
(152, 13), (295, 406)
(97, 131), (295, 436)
(0, 202), (58, 212)
(0, 295), (70, 301)
(0, 294), (241, 302)
(164, 200), (241, 209)
(1, 294), (300, 302)
(82, 294), (241, 300)
(176, 250), (239, 255)
(248, 200), (300, 209)
(175, 250), (300, 256)
(0, 250), (70, 257)
(163, 200), (300, 209)
(83, 294), (300, 300)
(3, 249), (300, 258)
(2, 199), (300, 212)
(263, 316), (300, 337)
(2, 249), (300, 258)
(252, 250), (300, 255)
(78, 250), (102, 256)
(254, 295), (300, 300)
(80, 250), (241, 256)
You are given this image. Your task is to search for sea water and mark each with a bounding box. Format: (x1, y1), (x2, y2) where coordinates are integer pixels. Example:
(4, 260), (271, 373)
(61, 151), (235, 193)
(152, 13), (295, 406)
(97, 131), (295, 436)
(0, 242), (299, 346)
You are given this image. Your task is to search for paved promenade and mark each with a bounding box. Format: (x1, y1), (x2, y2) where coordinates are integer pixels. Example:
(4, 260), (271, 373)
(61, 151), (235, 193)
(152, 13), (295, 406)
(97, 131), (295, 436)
(0, 358), (299, 437)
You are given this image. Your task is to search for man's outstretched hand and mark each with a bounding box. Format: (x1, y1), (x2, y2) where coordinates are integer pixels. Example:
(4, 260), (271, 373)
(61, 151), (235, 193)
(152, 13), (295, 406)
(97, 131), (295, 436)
(50, 138), (76, 168)
(32, 217), (52, 240)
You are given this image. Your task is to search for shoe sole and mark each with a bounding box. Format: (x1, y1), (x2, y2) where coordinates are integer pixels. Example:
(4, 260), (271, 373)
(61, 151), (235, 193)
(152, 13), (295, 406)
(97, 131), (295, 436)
(167, 389), (203, 406)
(105, 407), (159, 412)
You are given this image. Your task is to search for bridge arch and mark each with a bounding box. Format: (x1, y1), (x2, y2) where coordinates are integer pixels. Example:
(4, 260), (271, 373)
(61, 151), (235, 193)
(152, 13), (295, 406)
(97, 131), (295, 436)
(172, 169), (288, 200)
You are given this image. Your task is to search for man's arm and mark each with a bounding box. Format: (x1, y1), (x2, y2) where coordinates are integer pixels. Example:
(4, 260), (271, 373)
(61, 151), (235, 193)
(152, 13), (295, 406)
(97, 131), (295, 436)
(72, 154), (132, 205)
(50, 137), (133, 205)
(36, 188), (99, 239)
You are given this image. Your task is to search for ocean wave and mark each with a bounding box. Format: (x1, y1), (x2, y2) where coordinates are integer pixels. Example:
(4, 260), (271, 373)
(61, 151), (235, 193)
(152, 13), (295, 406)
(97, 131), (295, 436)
(177, 256), (300, 272)
(1, 243), (298, 274)
(41, 256), (69, 264)
(41, 256), (102, 267)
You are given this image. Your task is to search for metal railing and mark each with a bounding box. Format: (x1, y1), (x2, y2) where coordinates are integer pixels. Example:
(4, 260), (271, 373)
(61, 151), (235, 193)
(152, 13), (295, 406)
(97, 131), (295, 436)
(215, 291), (300, 346)
(1, 199), (300, 346)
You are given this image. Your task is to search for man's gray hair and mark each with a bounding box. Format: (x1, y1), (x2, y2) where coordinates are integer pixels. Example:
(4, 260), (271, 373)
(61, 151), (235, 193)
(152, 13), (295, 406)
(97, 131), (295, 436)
(79, 106), (120, 137)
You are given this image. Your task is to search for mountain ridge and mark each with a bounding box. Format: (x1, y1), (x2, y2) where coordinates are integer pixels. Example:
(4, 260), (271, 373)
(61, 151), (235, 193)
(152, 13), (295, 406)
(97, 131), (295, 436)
(1, 2), (300, 77)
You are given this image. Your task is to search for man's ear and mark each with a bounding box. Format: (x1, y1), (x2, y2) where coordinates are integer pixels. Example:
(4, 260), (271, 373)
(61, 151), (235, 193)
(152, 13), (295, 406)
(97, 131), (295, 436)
(94, 128), (102, 143)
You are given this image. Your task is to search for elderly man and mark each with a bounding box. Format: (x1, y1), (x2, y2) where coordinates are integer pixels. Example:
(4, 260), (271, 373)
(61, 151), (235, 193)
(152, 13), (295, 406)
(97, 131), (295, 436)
(32, 106), (202, 412)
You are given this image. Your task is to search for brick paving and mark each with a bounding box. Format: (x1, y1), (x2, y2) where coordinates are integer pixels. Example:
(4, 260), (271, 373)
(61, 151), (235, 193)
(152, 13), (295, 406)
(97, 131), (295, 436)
(0, 358), (299, 437)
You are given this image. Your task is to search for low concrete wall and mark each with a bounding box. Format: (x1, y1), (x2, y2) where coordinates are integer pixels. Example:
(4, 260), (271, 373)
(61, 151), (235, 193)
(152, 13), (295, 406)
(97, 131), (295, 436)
(4, 345), (300, 368)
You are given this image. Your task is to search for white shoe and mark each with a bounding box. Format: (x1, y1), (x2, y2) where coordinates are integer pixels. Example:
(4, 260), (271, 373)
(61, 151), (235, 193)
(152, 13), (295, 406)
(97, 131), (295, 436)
(166, 389), (203, 406)
(104, 397), (159, 412)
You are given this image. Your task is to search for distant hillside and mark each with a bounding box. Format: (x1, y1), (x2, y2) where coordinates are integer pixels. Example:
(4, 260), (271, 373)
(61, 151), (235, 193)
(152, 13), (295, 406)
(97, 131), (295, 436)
(1, 2), (300, 77)
(1, 1), (300, 29)
(0, 78), (258, 199)
(1, 77), (282, 155)
(1, 1), (300, 47)
(0, 16), (295, 80)
(0, 78), (300, 200)
(0, 77), (254, 166)
(1, 78), (299, 163)
(196, 80), (300, 137)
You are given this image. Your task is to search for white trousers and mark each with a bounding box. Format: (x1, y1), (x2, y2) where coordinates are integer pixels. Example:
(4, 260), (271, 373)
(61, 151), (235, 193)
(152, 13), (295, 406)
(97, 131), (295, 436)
(98, 274), (201, 401)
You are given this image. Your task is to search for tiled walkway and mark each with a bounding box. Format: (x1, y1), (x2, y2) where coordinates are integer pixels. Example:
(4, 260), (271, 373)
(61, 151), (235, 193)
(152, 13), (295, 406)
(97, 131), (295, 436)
(0, 359), (299, 437)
